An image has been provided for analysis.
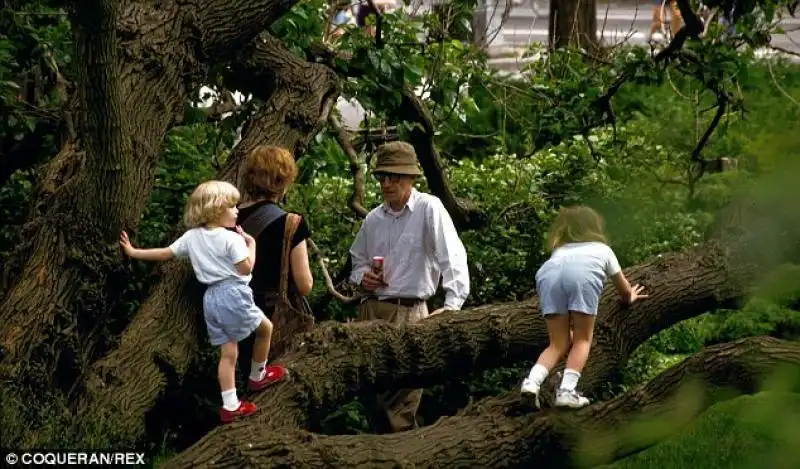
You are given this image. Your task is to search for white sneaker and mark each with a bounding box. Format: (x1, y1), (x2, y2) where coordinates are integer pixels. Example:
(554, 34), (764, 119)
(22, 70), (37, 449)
(520, 378), (541, 408)
(555, 389), (590, 409)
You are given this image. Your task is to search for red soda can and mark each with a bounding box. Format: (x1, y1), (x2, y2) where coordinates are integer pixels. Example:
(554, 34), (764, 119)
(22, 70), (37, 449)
(372, 257), (385, 285)
(372, 256), (384, 275)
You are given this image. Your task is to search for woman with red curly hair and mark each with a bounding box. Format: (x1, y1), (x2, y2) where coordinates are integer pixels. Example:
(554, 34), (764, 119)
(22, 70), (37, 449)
(236, 146), (314, 353)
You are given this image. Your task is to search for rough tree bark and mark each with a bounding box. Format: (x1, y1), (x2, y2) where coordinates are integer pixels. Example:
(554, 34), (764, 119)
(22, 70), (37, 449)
(0, 0), (194, 386)
(152, 239), (768, 466)
(82, 34), (339, 438)
(548, 0), (598, 51)
(163, 336), (800, 468)
(0, 0), (309, 388)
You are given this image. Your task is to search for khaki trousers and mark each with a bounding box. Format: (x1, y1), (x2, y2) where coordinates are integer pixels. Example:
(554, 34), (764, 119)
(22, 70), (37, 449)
(357, 298), (428, 433)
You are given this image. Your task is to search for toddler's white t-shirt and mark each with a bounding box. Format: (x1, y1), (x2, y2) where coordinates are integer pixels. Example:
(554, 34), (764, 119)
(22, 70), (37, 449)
(169, 227), (251, 285)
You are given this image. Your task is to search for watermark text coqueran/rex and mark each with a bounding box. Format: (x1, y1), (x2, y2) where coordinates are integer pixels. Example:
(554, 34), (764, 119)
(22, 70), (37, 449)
(3, 450), (147, 466)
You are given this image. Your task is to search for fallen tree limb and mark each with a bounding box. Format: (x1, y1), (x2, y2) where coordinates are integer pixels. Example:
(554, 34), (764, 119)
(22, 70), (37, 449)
(164, 336), (800, 468)
(156, 241), (751, 462)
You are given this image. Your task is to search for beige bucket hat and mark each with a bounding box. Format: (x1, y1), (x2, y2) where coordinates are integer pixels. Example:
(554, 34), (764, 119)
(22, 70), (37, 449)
(373, 142), (422, 176)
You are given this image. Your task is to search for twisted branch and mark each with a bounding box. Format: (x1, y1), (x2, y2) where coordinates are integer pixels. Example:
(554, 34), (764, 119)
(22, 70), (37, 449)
(328, 113), (368, 218)
(306, 239), (363, 304)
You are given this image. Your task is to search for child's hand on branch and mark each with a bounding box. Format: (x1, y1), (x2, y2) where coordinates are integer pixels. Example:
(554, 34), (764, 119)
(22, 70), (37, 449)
(627, 284), (648, 304)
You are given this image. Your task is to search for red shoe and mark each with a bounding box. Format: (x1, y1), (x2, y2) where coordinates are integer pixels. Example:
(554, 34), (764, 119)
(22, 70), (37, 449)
(248, 365), (287, 391)
(219, 400), (257, 424)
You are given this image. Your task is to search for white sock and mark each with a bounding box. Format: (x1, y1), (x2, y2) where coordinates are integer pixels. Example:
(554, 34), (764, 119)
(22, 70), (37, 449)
(249, 360), (267, 381)
(526, 364), (549, 386)
(221, 388), (240, 411)
(560, 368), (581, 391)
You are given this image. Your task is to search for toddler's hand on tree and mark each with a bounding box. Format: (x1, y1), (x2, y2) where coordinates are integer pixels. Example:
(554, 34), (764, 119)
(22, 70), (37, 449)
(119, 231), (135, 256)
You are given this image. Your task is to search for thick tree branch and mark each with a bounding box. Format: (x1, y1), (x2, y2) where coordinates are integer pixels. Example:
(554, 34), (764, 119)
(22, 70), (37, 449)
(395, 88), (488, 231)
(0, 0), (166, 387)
(365, 0), (385, 49)
(328, 113), (368, 218)
(654, 0), (705, 60)
(220, 34), (341, 178)
(196, 0), (301, 59)
(165, 336), (800, 468)
(160, 241), (750, 458)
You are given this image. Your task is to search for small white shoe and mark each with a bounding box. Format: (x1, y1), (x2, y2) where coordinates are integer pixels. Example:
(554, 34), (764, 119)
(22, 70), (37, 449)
(555, 389), (590, 409)
(520, 378), (541, 409)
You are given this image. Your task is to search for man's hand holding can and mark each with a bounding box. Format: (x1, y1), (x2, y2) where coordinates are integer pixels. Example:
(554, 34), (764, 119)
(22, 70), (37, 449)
(362, 256), (388, 291)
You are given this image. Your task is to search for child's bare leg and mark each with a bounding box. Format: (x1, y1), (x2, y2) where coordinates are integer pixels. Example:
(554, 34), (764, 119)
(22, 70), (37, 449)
(537, 314), (572, 369)
(555, 311), (595, 408)
(219, 341), (240, 410)
(564, 311), (595, 374)
(522, 314), (571, 400)
(249, 315), (274, 383)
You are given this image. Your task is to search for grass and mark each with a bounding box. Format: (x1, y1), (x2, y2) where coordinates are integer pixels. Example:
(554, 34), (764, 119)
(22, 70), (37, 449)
(597, 392), (800, 469)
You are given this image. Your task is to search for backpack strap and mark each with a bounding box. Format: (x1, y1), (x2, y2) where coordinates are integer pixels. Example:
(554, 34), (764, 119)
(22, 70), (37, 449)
(279, 213), (302, 302)
(240, 203), (286, 239)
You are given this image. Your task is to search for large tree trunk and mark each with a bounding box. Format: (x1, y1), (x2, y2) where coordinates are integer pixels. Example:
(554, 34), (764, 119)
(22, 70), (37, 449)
(0, 0), (314, 390)
(81, 35), (339, 440)
(0, 1), (193, 387)
(548, 0), (597, 51)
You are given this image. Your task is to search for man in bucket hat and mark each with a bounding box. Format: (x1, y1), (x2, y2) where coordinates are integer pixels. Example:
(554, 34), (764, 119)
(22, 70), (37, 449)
(348, 141), (470, 433)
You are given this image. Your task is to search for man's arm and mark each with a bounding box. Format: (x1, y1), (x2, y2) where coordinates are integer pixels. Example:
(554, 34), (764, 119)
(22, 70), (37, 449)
(348, 218), (372, 286)
(429, 199), (470, 310)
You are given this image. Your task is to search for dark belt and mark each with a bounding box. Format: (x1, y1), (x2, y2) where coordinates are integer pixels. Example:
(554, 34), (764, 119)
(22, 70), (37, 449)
(367, 296), (424, 307)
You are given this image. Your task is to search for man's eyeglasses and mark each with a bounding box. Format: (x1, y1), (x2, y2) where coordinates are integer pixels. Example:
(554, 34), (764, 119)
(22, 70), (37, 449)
(373, 173), (404, 183)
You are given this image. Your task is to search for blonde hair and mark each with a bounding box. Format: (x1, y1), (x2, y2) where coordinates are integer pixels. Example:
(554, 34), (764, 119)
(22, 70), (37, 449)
(546, 205), (608, 251)
(242, 145), (298, 201)
(183, 180), (240, 228)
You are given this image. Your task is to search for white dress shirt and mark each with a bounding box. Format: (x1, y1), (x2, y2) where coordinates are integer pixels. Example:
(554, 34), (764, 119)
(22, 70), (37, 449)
(349, 189), (470, 310)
